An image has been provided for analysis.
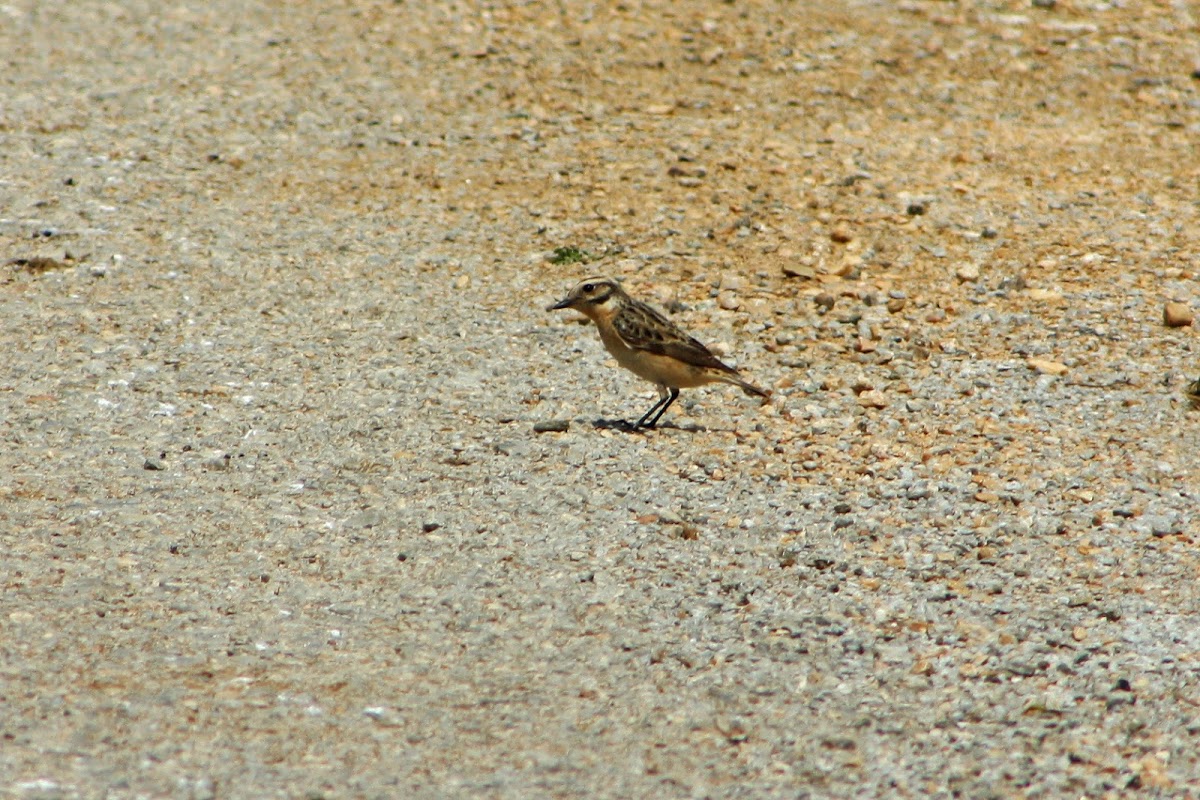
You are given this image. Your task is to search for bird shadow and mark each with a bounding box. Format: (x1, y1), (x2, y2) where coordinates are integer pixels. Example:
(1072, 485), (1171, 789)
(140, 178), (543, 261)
(591, 418), (710, 434)
(592, 418), (643, 433)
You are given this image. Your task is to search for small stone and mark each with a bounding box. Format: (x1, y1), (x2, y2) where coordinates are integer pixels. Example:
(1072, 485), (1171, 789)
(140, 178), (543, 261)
(830, 222), (853, 243)
(1163, 301), (1193, 327)
(886, 297), (906, 313)
(349, 509), (386, 528)
(718, 292), (740, 311)
(202, 452), (231, 470)
(906, 483), (932, 500)
(782, 264), (816, 279)
(1002, 658), (1043, 678)
(814, 293), (836, 312)
(856, 390), (887, 408)
(143, 456), (166, 471)
(9, 256), (68, 273)
(1027, 358), (1069, 375)
(1027, 288), (1063, 303)
(363, 706), (403, 727)
(454, 274), (471, 289)
(533, 419), (570, 433)
(956, 262), (980, 282)
(719, 275), (744, 292)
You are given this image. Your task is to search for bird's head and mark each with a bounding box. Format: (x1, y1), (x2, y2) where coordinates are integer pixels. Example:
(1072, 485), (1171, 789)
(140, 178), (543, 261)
(546, 276), (624, 314)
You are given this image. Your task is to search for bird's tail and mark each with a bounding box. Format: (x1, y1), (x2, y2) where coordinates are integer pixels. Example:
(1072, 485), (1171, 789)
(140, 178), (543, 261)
(720, 373), (769, 399)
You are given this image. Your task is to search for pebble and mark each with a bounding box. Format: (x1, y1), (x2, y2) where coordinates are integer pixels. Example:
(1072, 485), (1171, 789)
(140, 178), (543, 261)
(857, 390), (888, 408)
(718, 292), (740, 311)
(1026, 288), (1063, 303)
(1163, 301), (1193, 327)
(830, 222), (853, 243)
(363, 706), (404, 727)
(1066, 592), (1093, 608)
(202, 452), (232, 470)
(956, 262), (980, 282)
(1027, 357), (1069, 375)
(533, 419), (570, 433)
(10, 256), (68, 273)
(781, 264), (816, 279)
(906, 484), (932, 500)
(349, 509), (386, 528)
(143, 456), (166, 471)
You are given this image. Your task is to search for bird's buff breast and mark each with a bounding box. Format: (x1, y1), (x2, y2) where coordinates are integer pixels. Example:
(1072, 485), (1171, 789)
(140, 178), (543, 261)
(595, 322), (712, 389)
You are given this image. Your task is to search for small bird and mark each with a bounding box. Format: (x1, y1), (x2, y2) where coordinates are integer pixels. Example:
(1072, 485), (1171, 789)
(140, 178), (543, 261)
(547, 276), (768, 429)
(1186, 377), (1200, 410)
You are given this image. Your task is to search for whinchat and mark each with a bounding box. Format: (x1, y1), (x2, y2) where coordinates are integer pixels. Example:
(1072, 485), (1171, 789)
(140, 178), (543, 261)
(547, 276), (768, 429)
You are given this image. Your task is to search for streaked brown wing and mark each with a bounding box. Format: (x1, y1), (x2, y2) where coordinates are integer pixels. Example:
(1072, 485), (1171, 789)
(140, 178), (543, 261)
(613, 301), (737, 374)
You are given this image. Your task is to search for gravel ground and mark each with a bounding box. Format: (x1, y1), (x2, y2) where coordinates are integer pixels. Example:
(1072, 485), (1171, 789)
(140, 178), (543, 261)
(3, 1), (1200, 797)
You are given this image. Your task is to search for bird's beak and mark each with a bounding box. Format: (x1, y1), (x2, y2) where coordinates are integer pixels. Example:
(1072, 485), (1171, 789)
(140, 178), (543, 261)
(547, 296), (573, 311)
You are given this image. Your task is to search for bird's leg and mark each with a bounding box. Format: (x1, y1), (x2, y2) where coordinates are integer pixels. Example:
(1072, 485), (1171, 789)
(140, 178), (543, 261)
(634, 389), (671, 428)
(647, 387), (680, 428)
(638, 387), (679, 429)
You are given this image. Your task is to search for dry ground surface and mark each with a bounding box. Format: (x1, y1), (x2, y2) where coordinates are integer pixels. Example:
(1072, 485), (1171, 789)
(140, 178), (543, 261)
(3, 0), (1200, 797)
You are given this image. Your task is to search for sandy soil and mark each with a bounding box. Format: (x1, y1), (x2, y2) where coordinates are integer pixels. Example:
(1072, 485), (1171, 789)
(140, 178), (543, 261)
(3, 1), (1200, 797)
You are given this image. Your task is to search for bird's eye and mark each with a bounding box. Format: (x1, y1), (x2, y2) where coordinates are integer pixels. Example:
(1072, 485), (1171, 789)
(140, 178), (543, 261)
(582, 283), (595, 292)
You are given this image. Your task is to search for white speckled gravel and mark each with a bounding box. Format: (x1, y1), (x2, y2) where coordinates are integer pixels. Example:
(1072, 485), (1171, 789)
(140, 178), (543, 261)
(2, 1), (1199, 797)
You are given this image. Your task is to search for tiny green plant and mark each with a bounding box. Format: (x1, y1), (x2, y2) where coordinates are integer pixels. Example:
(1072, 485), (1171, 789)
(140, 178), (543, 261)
(549, 246), (593, 265)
